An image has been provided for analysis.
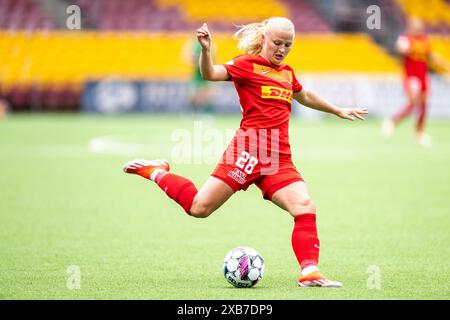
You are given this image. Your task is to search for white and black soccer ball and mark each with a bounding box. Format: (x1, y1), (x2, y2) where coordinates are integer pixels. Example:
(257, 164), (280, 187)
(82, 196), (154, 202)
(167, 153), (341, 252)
(222, 247), (265, 288)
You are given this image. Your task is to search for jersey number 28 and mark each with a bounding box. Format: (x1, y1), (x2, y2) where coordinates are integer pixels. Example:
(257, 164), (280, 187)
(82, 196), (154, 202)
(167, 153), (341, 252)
(235, 151), (258, 174)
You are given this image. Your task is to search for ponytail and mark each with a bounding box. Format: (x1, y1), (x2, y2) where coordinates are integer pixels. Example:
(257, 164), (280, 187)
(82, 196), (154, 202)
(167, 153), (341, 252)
(233, 20), (269, 55)
(233, 17), (295, 55)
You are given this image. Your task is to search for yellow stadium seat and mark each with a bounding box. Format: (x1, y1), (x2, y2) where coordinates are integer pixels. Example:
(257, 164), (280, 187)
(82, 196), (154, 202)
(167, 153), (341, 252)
(396, 0), (450, 27)
(430, 35), (450, 63)
(155, 0), (287, 22)
(0, 31), (405, 87)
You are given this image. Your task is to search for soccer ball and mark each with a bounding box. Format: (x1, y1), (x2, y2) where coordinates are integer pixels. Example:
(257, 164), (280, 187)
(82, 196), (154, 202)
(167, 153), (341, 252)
(222, 247), (264, 288)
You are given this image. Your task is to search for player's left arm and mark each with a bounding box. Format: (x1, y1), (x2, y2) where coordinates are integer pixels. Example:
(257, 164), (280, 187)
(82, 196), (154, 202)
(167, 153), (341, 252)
(293, 89), (368, 121)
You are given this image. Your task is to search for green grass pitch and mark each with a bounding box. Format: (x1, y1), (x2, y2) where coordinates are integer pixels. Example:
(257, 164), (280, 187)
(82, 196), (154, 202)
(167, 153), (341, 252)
(0, 113), (449, 299)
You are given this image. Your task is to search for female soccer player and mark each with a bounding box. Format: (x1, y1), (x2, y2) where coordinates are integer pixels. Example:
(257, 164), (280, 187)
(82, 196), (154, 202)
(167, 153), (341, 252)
(124, 17), (368, 287)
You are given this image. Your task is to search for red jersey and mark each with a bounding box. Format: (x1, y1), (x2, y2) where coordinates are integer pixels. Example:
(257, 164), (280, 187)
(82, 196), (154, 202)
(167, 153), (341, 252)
(398, 33), (430, 78)
(223, 54), (303, 157)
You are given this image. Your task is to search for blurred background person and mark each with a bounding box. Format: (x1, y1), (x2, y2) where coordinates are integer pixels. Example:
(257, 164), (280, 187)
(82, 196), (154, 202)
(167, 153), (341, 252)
(182, 39), (216, 114)
(382, 17), (449, 146)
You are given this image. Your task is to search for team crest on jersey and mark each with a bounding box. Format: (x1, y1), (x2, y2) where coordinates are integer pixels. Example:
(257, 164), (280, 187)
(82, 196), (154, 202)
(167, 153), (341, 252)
(261, 86), (293, 103)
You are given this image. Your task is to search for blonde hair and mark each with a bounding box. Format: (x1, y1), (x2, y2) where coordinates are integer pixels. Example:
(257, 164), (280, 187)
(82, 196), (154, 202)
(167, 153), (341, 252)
(233, 17), (295, 55)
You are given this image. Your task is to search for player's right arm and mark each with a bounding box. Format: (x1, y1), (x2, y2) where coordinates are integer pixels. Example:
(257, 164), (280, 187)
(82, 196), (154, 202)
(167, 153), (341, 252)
(197, 23), (230, 81)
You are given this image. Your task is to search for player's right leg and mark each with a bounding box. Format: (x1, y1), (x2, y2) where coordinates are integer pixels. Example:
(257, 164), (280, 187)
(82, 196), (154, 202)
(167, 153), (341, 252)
(383, 76), (419, 138)
(123, 159), (234, 217)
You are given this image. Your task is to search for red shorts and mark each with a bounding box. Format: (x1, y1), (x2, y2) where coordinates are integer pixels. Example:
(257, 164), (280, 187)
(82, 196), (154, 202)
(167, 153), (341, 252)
(211, 149), (303, 200)
(404, 74), (428, 95)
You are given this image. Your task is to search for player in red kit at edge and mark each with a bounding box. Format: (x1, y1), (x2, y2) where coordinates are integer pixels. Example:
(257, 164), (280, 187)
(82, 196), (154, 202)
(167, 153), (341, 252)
(383, 17), (448, 146)
(123, 17), (368, 287)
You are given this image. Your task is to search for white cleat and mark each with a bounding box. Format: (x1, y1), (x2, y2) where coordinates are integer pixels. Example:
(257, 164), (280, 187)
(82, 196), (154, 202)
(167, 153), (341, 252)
(298, 271), (343, 288)
(122, 159), (170, 180)
(299, 278), (343, 288)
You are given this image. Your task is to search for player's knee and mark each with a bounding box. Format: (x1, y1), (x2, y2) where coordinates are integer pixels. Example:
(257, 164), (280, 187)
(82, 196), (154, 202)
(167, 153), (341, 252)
(291, 197), (316, 214)
(189, 200), (214, 218)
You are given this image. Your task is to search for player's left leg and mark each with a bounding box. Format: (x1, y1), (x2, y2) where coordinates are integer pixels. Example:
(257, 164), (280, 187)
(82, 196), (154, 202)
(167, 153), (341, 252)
(270, 181), (342, 287)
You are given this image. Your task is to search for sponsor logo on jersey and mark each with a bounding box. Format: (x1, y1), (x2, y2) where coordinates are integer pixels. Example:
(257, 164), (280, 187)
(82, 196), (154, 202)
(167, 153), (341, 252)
(261, 86), (293, 103)
(227, 168), (247, 185)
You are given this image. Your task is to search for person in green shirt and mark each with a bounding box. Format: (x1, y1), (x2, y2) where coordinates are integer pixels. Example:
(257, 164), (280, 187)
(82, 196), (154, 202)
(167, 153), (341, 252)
(183, 40), (215, 113)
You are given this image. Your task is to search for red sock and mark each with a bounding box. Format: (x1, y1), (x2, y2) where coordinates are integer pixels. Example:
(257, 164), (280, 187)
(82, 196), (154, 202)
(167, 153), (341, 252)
(155, 172), (198, 214)
(291, 213), (320, 269)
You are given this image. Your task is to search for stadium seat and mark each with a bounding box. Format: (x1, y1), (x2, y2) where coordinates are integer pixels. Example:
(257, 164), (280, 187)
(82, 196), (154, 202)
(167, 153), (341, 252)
(74, 0), (332, 32)
(3, 0), (445, 111)
(0, 0), (54, 30)
(430, 35), (450, 63)
(396, 0), (450, 32)
(0, 30), (401, 92)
